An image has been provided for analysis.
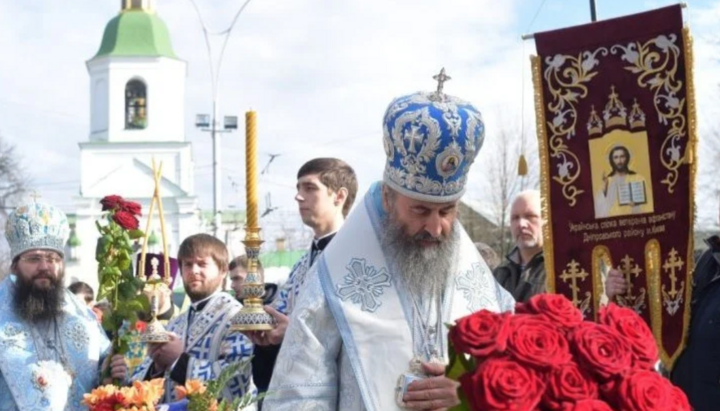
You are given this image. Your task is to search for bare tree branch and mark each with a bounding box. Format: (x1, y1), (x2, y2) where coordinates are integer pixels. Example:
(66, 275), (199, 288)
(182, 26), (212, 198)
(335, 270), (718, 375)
(0, 133), (30, 276)
(487, 120), (540, 257)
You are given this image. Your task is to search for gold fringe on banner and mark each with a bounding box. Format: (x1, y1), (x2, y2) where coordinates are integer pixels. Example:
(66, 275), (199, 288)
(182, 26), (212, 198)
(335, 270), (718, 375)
(659, 26), (699, 372)
(531, 55), (557, 294)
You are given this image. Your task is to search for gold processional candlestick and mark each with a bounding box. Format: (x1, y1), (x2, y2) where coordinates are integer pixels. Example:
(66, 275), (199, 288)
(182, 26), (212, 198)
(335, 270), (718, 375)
(230, 110), (275, 331)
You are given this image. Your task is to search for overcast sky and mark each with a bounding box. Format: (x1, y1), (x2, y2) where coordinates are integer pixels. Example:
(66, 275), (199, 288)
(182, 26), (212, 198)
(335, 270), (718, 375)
(1, 0), (718, 229)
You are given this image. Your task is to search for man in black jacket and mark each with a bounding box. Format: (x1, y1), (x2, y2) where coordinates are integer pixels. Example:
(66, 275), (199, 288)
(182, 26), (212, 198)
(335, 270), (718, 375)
(493, 190), (546, 303)
(669, 199), (720, 411)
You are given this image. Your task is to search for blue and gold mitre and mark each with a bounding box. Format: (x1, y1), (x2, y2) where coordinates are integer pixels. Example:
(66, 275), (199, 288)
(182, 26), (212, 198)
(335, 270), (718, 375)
(5, 199), (70, 260)
(382, 70), (485, 203)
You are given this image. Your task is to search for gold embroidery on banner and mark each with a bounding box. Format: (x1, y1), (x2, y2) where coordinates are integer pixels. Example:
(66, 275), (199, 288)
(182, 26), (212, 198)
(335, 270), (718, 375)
(541, 47), (608, 206)
(610, 35), (685, 193)
(615, 254), (647, 314)
(532, 55), (557, 294)
(560, 259), (591, 317)
(591, 246), (613, 320)
(645, 239), (663, 366)
(672, 26), (697, 372)
(661, 248), (685, 316)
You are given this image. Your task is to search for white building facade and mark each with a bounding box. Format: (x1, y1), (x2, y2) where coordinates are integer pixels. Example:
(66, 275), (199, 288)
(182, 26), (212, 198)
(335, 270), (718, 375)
(66, 0), (200, 289)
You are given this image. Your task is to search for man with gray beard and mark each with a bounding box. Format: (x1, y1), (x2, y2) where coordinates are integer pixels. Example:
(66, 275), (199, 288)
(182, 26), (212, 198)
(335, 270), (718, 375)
(265, 73), (515, 411)
(0, 199), (128, 411)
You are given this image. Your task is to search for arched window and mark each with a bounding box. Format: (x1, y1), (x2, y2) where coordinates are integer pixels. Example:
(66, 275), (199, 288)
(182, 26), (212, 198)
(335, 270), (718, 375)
(125, 80), (147, 129)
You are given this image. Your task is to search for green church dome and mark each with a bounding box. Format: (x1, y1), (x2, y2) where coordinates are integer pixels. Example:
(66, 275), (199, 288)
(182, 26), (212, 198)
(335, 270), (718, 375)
(94, 9), (177, 59)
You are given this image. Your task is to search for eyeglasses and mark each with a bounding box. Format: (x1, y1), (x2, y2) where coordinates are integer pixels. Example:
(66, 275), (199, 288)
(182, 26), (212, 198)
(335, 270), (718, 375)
(19, 254), (63, 265)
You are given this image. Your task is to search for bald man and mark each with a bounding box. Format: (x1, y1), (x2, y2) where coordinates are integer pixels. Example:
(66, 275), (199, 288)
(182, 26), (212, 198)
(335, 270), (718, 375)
(493, 190), (546, 302)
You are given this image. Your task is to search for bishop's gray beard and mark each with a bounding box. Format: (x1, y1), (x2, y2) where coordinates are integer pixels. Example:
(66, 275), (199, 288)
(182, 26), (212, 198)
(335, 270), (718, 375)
(13, 269), (66, 323)
(380, 214), (461, 299)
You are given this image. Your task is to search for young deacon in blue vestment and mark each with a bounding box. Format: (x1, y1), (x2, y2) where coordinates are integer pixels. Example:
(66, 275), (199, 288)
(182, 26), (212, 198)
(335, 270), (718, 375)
(247, 158), (358, 344)
(132, 234), (256, 406)
(0, 200), (127, 411)
(265, 71), (515, 411)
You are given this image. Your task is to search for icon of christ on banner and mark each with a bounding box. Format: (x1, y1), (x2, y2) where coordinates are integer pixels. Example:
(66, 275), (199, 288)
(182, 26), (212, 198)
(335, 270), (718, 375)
(592, 143), (654, 218)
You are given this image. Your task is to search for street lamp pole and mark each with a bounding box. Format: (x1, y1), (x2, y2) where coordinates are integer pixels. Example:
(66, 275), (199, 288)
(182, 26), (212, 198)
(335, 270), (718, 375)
(211, 101), (221, 238)
(188, 0), (254, 238)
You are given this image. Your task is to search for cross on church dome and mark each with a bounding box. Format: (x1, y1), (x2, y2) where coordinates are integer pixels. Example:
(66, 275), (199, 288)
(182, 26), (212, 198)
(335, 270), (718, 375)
(122, 0), (155, 12)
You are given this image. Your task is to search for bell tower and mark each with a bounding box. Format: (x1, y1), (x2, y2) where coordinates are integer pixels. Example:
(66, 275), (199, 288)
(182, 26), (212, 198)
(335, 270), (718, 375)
(86, 0), (185, 143)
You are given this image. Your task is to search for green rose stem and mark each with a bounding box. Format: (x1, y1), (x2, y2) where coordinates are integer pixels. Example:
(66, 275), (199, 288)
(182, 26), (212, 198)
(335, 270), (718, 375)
(96, 200), (148, 386)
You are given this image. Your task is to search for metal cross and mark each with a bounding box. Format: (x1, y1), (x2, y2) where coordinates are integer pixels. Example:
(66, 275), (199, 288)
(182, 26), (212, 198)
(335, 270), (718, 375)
(433, 68), (451, 95)
(662, 248), (684, 298)
(559, 260), (589, 306)
(29, 191), (42, 202)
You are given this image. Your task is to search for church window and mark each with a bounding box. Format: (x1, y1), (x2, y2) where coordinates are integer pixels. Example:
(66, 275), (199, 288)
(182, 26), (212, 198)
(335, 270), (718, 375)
(125, 80), (147, 130)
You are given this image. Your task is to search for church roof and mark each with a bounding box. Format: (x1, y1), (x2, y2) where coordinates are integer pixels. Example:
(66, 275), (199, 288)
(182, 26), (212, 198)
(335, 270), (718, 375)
(93, 10), (177, 59)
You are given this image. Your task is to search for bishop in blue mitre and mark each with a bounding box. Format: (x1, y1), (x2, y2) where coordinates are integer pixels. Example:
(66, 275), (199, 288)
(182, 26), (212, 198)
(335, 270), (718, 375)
(265, 70), (515, 411)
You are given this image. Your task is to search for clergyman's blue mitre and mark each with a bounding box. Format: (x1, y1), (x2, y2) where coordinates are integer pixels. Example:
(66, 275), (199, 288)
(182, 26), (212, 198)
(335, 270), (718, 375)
(382, 69), (485, 203)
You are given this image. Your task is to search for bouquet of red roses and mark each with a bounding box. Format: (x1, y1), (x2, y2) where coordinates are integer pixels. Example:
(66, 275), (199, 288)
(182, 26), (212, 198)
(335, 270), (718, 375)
(447, 294), (690, 411)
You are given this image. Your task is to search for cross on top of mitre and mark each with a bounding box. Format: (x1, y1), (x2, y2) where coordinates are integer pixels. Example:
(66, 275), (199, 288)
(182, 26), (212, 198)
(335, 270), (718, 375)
(432, 68), (451, 98)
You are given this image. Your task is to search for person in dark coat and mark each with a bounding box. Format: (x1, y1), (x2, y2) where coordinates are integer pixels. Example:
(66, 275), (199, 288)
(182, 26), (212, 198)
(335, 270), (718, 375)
(493, 190), (547, 303)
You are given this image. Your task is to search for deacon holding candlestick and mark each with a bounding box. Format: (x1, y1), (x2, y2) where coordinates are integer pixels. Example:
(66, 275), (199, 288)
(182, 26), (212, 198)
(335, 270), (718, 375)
(230, 110), (276, 331)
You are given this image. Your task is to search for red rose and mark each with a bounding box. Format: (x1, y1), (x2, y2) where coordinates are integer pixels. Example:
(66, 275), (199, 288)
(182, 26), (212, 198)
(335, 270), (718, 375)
(134, 320), (147, 333)
(543, 363), (599, 410)
(598, 304), (658, 370)
(112, 210), (139, 230)
(449, 310), (510, 359)
(120, 200), (142, 216)
(616, 370), (691, 411)
(506, 314), (572, 370)
(570, 322), (632, 381)
(460, 357), (545, 411)
(562, 399), (614, 411)
(670, 385), (692, 411)
(598, 377), (620, 406)
(516, 294), (584, 331)
(100, 195), (124, 211)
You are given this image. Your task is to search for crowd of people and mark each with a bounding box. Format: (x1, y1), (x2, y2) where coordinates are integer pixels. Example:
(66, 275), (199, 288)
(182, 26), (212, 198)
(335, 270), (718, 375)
(1, 81), (718, 411)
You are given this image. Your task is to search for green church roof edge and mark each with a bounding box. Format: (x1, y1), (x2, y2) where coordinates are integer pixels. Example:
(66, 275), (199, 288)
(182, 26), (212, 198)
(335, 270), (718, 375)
(93, 10), (177, 59)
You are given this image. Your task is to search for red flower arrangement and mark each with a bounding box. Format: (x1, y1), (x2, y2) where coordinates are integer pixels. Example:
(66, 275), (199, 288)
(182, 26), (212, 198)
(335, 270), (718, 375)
(447, 294), (690, 411)
(100, 194), (142, 230)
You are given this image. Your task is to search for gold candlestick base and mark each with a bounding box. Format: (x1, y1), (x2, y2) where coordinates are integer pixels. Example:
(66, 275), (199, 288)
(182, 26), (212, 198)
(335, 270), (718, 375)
(140, 280), (171, 343)
(141, 316), (172, 343)
(229, 226), (276, 331)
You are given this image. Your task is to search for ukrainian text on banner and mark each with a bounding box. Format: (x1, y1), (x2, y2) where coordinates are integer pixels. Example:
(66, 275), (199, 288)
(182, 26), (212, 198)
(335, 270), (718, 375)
(531, 4), (697, 369)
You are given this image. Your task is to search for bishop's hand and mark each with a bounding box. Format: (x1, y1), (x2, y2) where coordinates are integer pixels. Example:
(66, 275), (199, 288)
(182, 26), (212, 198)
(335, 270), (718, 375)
(605, 268), (628, 300)
(101, 354), (129, 385)
(402, 361), (460, 411)
(147, 332), (183, 372)
(244, 305), (288, 346)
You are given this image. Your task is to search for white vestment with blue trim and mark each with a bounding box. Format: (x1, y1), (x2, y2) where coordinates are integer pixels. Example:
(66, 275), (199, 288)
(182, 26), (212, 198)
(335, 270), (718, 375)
(0, 276), (111, 411)
(265, 183), (515, 411)
(132, 292), (257, 406)
(273, 251), (312, 316)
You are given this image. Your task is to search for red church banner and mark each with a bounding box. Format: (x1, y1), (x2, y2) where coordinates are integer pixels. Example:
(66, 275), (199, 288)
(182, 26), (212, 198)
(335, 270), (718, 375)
(532, 5), (697, 369)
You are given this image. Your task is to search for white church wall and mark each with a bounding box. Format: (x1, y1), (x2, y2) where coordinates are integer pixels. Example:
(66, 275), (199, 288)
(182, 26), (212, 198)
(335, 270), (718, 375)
(79, 142), (193, 197)
(90, 77), (109, 136)
(87, 56), (186, 143)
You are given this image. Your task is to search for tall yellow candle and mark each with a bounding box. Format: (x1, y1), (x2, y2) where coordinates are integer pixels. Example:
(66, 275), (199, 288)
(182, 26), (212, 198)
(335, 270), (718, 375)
(245, 110), (259, 228)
